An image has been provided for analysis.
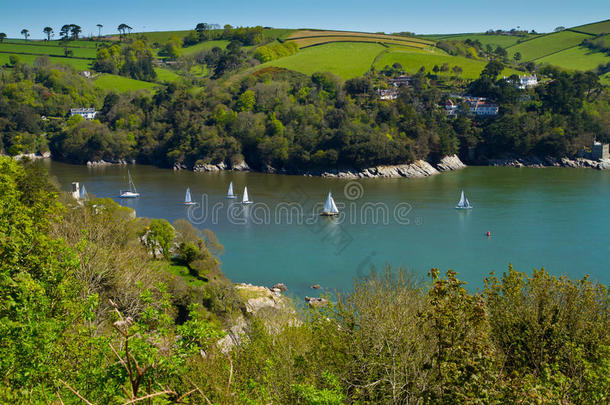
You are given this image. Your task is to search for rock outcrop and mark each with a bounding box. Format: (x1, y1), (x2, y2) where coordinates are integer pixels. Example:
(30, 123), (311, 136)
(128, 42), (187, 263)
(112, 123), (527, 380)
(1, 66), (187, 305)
(489, 156), (609, 170)
(193, 161), (227, 172)
(436, 154), (467, 171)
(231, 160), (251, 171)
(12, 151), (51, 161)
(86, 159), (131, 167)
(305, 296), (329, 308)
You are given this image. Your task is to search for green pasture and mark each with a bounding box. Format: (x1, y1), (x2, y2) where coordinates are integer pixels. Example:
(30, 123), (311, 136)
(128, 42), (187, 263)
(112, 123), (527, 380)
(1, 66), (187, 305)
(0, 53), (92, 70)
(571, 20), (610, 35)
(154, 67), (181, 83)
(261, 42), (386, 79)
(537, 46), (610, 71)
(181, 40), (230, 55)
(94, 73), (158, 92)
(506, 30), (591, 60)
(374, 48), (520, 79)
(0, 42), (97, 59)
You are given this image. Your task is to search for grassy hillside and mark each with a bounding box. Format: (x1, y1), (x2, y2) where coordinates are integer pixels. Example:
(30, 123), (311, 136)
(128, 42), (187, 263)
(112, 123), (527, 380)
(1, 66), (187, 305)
(571, 19), (610, 35)
(287, 29), (434, 49)
(0, 42), (98, 59)
(93, 73), (158, 92)
(506, 30), (592, 61)
(536, 46), (610, 72)
(0, 52), (92, 70)
(181, 39), (230, 55)
(260, 42), (386, 79)
(424, 33), (536, 48)
(374, 47), (520, 79)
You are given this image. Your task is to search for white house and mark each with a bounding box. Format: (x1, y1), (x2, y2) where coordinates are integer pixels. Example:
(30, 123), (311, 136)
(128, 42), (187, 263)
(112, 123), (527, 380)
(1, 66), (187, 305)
(471, 101), (499, 116)
(518, 74), (538, 89)
(377, 89), (398, 100)
(70, 108), (97, 120)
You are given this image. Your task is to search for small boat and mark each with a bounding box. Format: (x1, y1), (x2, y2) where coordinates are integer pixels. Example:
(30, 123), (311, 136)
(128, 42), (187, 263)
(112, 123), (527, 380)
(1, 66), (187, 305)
(455, 190), (472, 209)
(184, 187), (197, 205)
(242, 186), (253, 204)
(320, 191), (339, 216)
(79, 184), (88, 201)
(119, 170), (140, 198)
(226, 181), (237, 199)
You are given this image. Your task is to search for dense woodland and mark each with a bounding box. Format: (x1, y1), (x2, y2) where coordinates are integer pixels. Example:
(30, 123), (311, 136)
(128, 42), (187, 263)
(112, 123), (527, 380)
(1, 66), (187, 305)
(0, 51), (608, 172)
(1, 157), (610, 403)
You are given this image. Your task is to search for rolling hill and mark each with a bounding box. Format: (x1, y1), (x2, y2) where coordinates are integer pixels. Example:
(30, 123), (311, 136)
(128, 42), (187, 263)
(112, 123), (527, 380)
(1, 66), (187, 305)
(502, 20), (610, 73)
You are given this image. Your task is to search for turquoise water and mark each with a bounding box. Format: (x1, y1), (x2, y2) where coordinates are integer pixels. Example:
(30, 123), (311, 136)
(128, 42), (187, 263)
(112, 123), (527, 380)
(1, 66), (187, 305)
(44, 161), (610, 296)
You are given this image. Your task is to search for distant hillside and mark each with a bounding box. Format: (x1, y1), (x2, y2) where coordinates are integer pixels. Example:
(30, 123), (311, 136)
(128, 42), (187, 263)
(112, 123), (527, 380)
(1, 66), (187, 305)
(503, 20), (610, 75)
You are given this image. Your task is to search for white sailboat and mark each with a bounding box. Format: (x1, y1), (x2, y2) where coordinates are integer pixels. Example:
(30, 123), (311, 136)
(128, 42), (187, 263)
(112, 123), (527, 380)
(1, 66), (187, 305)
(119, 170), (140, 198)
(79, 184), (88, 201)
(320, 191), (339, 216)
(226, 181), (237, 199)
(184, 187), (197, 205)
(242, 186), (253, 204)
(455, 190), (472, 209)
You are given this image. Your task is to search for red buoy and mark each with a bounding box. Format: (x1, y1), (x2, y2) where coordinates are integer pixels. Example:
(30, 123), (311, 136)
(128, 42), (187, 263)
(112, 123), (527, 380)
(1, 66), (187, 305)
(486, 231), (491, 237)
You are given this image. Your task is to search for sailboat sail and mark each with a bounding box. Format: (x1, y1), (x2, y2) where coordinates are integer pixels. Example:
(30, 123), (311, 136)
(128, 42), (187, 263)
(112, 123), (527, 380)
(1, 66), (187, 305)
(185, 187), (191, 203)
(120, 170), (140, 198)
(80, 185), (87, 200)
(242, 186), (252, 204)
(127, 170), (137, 193)
(456, 190), (472, 209)
(226, 181), (236, 198)
(323, 191), (339, 214)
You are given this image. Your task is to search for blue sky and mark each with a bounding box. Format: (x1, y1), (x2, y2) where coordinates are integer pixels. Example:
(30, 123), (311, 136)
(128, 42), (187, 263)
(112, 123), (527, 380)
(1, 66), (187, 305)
(2, 0), (608, 39)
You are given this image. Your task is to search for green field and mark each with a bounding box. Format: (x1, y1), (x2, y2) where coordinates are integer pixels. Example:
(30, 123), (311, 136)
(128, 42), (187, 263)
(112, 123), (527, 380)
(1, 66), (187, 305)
(536, 46), (610, 72)
(432, 33), (536, 49)
(0, 52), (92, 70)
(374, 47), (520, 79)
(571, 20), (610, 35)
(94, 73), (158, 92)
(181, 40), (230, 55)
(154, 67), (181, 83)
(0, 42), (97, 59)
(261, 42), (387, 79)
(506, 30), (591, 60)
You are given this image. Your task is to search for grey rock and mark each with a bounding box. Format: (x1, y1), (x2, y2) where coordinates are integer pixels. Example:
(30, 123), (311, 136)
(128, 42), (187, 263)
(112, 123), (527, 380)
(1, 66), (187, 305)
(272, 283), (287, 292)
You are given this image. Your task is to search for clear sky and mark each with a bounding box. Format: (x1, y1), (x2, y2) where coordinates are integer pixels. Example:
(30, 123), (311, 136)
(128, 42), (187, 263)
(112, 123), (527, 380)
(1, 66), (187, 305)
(1, 0), (608, 39)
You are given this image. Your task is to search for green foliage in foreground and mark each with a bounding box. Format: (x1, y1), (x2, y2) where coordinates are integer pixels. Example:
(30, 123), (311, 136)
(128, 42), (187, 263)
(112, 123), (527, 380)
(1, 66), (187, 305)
(1, 157), (610, 403)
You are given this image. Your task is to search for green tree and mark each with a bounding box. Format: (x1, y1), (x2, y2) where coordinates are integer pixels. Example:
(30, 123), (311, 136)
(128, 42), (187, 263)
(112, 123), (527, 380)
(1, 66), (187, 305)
(96, 23), (103, 38)
(514, 51), (522, 62)
(20, 28), (29, 40)
(70, 24), (81, 39)
(8, 54), (19, 65)
(144, 218), (175, 259)
(236, 90), (256, 112)
(43, 26), (53, 41)
(0, 32), (6, 43)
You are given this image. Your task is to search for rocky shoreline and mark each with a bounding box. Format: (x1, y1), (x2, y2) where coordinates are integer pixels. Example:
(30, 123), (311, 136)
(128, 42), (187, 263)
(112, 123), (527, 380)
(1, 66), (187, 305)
(488, 156), (610, 170)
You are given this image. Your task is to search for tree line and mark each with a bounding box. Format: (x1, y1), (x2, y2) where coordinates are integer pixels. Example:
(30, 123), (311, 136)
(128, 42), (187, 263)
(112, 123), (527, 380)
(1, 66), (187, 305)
(1, 56), (608, 171)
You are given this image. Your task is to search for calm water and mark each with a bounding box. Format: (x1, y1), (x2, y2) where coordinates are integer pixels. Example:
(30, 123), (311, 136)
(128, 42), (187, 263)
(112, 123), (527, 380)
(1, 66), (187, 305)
(43, 161), (610, 296)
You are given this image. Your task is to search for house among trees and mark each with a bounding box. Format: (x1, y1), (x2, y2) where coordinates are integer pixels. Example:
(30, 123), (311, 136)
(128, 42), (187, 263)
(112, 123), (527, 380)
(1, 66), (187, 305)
(445, 96), (499, 116)
(579, 141), (610, 160)
(518, 74), (538, 89)
(388, 75), (412, 87)
(70, 108), (98, 120)
(377, 88), (399, 100)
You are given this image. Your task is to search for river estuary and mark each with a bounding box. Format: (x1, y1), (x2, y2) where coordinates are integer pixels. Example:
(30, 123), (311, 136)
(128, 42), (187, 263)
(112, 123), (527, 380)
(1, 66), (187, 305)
(44, 161), (610, 297)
